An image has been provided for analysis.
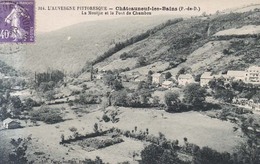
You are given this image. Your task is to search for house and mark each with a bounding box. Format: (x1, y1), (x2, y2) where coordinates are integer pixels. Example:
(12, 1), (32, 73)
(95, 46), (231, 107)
(200, 72), (213, 87)
(162, 81), (174, 88)
(2, 118), (20, 129)
(244, 66), (260, 84)
(227, 71), (245, 81)
(152, 73), (164, 84)
(178, 74), (194, 86)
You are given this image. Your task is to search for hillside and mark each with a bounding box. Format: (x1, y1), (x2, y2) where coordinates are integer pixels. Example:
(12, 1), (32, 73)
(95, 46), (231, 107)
(0, 15), (177, 74)
(93, 10), (260, 77)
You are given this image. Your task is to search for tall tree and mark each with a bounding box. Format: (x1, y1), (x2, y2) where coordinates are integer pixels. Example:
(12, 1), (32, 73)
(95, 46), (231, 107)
(183, 83), (206, 107)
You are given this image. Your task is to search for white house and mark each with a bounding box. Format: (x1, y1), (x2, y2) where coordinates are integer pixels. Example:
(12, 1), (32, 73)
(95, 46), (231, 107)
(162, 81), (174, 88)
(227, 71), (246, 81)
(244, 66), (260, 84)
(200, 72), (213, 87)
(178, 74), (194, 86)
(152, 73), (164, 84)
(2, 118), (20, 129)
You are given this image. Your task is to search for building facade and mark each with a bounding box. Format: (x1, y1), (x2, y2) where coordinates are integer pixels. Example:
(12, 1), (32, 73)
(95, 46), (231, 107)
(3, 118), (20, 129)
(178, 74), (194, 86)
(245, 66), (260, 84)
(152, 73), (165, 84)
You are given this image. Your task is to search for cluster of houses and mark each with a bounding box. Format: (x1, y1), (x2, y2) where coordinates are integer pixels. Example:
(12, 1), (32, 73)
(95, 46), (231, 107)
(200, 66), (260, 87)
(151, 73), (195, 88)
(150, 65), (260, 88)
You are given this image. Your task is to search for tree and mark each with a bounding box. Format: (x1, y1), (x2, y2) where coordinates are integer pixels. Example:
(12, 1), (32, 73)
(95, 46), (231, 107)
(141, 144), (181, 164)
(136, 56), (147, 67)
(140, 90), (152, 106)
(147, 74), (152, 85)
(165, 72), (172, 79)
(176, 67), (188, 79)
(93, 123), (99, 133)
(234, 139), (260, 164)
(110, 90), (128, 106)
(141, 144), (164, 164)
(183, 83), (206, 107)
(160, 150), (181, 164)
(193, 146), (233, 164)
(164, 92), (181, 112)
(213, 88), (234, 103)
(10, 96), (22, 109)
(23, 98), (36, 111)
(152, 96), (160, 106)
(44, 90), (55, 101)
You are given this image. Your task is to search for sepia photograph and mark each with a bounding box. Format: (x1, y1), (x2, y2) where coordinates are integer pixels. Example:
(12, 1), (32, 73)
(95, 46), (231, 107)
(0, 0), (260, 163)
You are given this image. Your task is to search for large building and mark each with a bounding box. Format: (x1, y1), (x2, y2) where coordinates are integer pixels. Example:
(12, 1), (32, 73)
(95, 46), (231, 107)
(200, 65), (260, 86)
(227, 71), (246, 81)
(178, 74), (194, 86)
(245, 66), (260, 84)
(152, 73), (165, 84)
(200, 72), (213, 87)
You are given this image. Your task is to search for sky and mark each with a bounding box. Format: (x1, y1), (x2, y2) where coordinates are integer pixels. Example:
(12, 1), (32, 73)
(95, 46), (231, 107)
(36, 0), (260, 32)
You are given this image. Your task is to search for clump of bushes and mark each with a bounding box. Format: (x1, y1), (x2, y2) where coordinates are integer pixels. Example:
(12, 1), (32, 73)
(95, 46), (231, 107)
(30, 106), (63, 124)
(77, 137), (124, 149)
(102, 114), (110, 122)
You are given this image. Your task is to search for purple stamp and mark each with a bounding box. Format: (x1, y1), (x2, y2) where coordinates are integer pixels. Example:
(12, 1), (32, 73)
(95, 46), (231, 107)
(0, 0), (34, 43)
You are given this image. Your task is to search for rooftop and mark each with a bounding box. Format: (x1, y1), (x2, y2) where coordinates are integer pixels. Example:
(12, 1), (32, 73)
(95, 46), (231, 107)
(178, 74), (193, 79)
(152, 73), (162, 77)
(3, 118), (18, 124)
(201, 72), (212, 79)
(227, 71), (246, 77)
(162, 81), (173, 85)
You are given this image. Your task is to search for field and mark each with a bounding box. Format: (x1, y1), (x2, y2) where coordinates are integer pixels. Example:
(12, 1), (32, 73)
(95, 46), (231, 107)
(0, 106), (244, 163)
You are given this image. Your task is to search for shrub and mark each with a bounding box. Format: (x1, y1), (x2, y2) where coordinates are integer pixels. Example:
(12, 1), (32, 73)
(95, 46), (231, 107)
(30, 106), (63, 124)
(102, 114), (110, 122)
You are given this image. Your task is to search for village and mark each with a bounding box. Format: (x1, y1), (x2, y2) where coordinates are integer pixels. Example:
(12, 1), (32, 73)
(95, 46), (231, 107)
(1, 4), (260, 163)
(1, 65), (259, 131)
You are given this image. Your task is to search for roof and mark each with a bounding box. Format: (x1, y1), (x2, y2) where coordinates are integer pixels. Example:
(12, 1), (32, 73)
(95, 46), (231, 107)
(3, 118), (18, 124)
(178, 74), (193, 79)
(247, 65), (260, 71)
(201, 72), (212, 79)
(227, 71), (246, 77)
(162, 81), (173, 85)
(152, 73), (162, 78)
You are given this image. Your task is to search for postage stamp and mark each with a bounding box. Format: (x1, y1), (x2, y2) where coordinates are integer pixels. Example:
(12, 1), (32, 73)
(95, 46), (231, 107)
(0, 0), (34, 43)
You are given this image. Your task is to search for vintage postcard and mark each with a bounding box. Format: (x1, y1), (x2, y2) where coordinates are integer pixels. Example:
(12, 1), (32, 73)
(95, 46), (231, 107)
(0, 0), (260, 163)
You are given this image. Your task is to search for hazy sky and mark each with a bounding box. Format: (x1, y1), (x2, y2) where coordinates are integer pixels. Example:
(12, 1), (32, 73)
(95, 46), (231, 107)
(36, 0), (260, 32)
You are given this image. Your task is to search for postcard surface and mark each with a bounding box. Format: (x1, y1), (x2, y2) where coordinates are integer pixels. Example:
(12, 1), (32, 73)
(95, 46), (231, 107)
(0, 0), (260, 163)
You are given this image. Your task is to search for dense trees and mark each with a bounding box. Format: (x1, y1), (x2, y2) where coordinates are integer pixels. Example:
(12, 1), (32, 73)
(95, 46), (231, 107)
(141, 144), (181, 164)
(136, 56), (147, 67)
(164, 92), (181, 112)
(35, 70), (65, 86)
(183, 83), (206, 107)
(30, 106), (63, 124)
(91, 18), (183, 66)
(209, 78), (259, 103)
(193, 146), (233, 164)
(110, 89), (152, 108)
(0, 93), (34, 119)
(103, 72), (123, 91)
(0, 60), (17, 76)
(35, 70), (65, 92)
